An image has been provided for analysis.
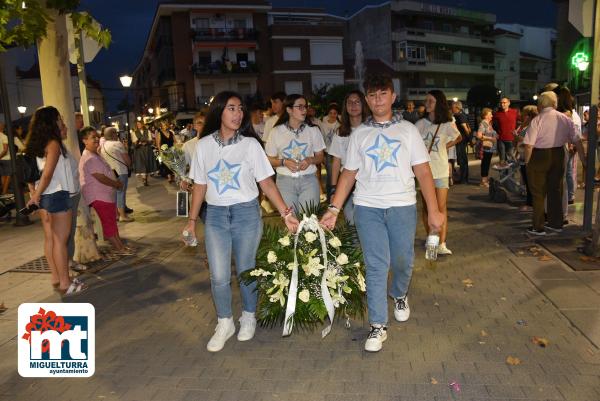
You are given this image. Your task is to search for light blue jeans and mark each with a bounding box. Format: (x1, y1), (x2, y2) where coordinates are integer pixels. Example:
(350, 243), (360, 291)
(354, 203), (417, 325)
(204, 198), (263, 318)
(276, 174), (320, 213)
(116, 174), (129, 209)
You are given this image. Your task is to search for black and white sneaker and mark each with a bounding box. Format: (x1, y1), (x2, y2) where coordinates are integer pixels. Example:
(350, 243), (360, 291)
(544, 224), (563, 233)
(393, 295), (410, 322)
(364, 324), (387, 352)
(526, 227), (546, 236)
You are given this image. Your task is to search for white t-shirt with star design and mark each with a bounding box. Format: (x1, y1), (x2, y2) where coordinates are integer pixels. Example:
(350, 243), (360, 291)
(190, 135), (274, 206)
(265, 123), (326, 177)
(414, 118), (460, 180)
(345, 120), (430, 208)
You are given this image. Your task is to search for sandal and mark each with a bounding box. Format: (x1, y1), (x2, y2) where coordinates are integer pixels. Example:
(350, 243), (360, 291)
(60, 278), (88, 297)
(70, 262), (89, 272)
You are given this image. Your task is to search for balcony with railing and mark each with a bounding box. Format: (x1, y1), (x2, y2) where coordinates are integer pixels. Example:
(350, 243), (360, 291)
(192, 27), (258, 42)
(394, 57), (495, 74)
(191, 60), (258, 76)
(392, 27), (495, 49)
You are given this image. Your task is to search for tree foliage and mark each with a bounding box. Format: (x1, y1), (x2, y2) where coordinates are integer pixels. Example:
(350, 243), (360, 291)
(309, 83), (357, 116)
(0, 0), (111, 52)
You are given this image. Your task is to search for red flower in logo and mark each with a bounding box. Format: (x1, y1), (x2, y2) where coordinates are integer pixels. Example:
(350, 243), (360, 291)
(22, 308), (72, 353)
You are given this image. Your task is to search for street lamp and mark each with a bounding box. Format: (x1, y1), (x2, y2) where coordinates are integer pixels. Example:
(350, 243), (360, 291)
(88, 104), (95, 112)
(148, 107), (154, 114)
(17, 105), (26, 116)
(452, 97), (458, 102)
(119, 74), (133, 148)
(533, 95), (538, 101)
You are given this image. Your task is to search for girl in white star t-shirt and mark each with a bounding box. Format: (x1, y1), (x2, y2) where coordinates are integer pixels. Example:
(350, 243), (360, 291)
(184, 91), (298, 353)
(265, 94), (326, 212)
(415, 90), (461, 256)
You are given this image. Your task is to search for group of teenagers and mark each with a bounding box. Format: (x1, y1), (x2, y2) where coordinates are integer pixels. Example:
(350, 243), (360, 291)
(23, 107), (135, 297)
(181, 73), (466, 353)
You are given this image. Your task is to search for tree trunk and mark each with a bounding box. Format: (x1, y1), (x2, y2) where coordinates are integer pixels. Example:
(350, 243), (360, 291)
(37, 9), (101, 263)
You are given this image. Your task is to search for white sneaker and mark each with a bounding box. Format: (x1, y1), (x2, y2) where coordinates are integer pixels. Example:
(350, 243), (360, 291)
(364, 324), (387, 352)
(438, 242), (453, 255)
(393, 295), (410, 322)
(206, 317), (235, 352)
(237, 311), (257, 341)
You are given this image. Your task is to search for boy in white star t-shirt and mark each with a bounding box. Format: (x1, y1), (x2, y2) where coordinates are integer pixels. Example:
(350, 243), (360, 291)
(321, 75), (444, 353)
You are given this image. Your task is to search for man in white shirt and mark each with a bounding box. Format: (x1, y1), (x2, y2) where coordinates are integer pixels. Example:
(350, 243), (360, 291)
(321, 74), (444, 353)
(261, 91), (286, 144)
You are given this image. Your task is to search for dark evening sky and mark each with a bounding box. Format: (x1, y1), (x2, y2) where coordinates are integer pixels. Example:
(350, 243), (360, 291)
(78, 0), (558, 111)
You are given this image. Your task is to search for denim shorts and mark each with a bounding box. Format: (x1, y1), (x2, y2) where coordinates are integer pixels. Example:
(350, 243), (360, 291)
(39, 190), (72, 213)
(434, 177), (449, 189)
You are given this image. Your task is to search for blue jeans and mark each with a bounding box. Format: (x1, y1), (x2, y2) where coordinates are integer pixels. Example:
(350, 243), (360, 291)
(498, 140), (514, 163)
(354, 203), (417, 325)
(276, 174), (320, 213)
(565, 152), (575, 200)
(204, 198), (263, 318)
(116, 174), (129, 208)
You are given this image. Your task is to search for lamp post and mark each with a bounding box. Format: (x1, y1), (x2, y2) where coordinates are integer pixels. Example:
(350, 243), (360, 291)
(119, 74), (132, 147)
(17, 105), (26, 119)
(88, 104), (95, 126)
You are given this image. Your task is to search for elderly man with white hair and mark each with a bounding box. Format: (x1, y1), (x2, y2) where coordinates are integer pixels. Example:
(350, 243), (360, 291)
(522, 91), (586, 235)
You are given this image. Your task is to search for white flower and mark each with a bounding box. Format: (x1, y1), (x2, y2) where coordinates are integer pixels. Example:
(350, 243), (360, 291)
(302, 256), (322, 277)
(272, 273), (289, 288)
(269, 290), (285, 306)
(287, 262), (297, 271)
(278, 236), (291, 247)
(160, 144), (169, 151)
(304, 232), (318, 243)
(356, 271), (366, 292)
(336, 253), (349, 265)
(330, 292), (347, 307)
(298, 289), (310, 303)
(250, 268), (271, 277)
(267, 251), (278, 264)
(328, 236), (342, 248)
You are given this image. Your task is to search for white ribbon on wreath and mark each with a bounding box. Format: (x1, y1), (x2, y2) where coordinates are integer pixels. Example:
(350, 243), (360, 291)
(283, 214), (335, 337)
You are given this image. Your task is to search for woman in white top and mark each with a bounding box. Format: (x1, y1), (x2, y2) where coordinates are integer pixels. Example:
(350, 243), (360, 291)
(328, 90), (370, 225)
(415, 90), (461, 256)
(183, 91), (298, 353)
(265, 94), (326, 213)
(25, 106), (86, 296)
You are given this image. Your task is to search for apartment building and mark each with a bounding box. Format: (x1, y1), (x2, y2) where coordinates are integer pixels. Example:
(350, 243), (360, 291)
(132, 1), (345, 116)
(345, 1), (496, 102)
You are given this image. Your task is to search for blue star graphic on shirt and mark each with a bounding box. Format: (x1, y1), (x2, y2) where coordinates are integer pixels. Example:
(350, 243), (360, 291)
(422, 130), (440, 153)
(282, 139), (309, 161)
(365, 133), (401, 172)
(207, 159), (242, 194)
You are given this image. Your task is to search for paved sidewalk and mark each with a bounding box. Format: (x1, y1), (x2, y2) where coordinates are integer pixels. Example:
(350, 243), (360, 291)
(0, 174), (599, 401)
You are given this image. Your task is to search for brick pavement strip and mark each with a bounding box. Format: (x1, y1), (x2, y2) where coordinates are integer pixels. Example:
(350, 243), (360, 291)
(1, 182), (599, 400)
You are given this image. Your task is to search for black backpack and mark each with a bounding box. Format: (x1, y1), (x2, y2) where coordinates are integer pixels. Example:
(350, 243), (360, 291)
(18, 154), (41, 183)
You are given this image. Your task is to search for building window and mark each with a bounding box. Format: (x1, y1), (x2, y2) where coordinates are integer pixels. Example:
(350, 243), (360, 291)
(200, 83), (215, 96)
(238, 82), (251, 95)
(442, 23), (452, 32)
(509, 82), (516, 93)
(193, 18), (209, 29)
(283, 47), (301, 62)
(284, 81), (303, 95)
(509, 61), (516, 72)
(237, 53), (249, 63)
(310, 40), (343, 65)
(460, 26), (469, 34)
(422, 20), (433, 31)
(425, 78), (435, 86)
(198, 51), (211, 65)
(233, 19), (246, 29)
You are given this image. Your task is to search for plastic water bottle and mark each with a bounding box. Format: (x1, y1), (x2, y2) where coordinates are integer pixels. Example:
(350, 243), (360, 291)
(182, 230), (198, 247)
(291, 158), (300, 178)
(425, 232), (440, 261)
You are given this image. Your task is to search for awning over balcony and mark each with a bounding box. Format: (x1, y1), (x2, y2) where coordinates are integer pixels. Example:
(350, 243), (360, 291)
(194, 42), (257, 49)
